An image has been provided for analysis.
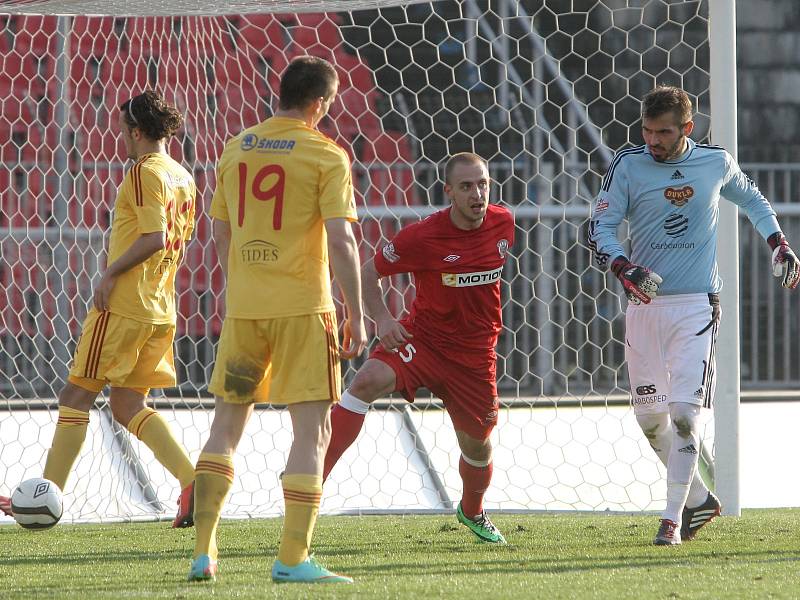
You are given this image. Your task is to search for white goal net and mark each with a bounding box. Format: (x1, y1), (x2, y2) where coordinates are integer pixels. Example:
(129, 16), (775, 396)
(0, 0), (724, 522)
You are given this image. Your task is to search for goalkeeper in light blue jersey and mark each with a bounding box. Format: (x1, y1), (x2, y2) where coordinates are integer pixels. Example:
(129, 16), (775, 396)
(587, 86), (800, 546)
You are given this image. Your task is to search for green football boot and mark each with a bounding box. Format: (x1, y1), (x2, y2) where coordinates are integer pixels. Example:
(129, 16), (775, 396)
(456, 502), (507, 544)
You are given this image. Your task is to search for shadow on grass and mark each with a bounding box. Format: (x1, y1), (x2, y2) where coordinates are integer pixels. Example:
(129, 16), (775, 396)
(337, 549), (800, 577)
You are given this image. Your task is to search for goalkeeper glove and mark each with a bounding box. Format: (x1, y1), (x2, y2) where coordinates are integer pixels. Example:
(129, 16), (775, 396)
(768, 232), (800, 289)
(611, 256), (663, 305)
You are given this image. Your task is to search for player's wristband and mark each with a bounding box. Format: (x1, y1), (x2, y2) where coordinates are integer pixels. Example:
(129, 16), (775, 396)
(767, 232), (786, 251)
(610, 256), (631, 279)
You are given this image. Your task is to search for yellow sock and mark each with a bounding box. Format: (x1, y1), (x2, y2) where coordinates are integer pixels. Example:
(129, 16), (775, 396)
(128, 408), (194, 489)
(277, 474), (323, 566)
(43, 406), (90, 491)
(193, 452), (234, 560)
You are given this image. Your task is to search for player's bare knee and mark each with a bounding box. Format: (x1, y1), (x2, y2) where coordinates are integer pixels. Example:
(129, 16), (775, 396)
(108, 391), (146, 427)
(58, 382), (96, 412)
(110, 406), (133, 427)
(456, 430), (492, 463)
(349, 360), (394, 402)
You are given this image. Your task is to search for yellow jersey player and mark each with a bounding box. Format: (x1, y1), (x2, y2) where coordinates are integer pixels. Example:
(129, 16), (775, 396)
(0, 90), (198, 528)
(187, 56), (366, 584)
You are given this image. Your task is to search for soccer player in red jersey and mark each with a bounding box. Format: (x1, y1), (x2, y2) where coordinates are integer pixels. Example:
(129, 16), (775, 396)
(323, 152), (514, 543)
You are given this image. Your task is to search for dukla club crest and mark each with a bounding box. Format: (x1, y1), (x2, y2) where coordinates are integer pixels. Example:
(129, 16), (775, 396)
(664, 185), (694, 207)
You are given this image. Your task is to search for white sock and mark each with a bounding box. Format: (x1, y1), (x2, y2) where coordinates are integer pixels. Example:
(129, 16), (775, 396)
(338, 390), (370, 415)
(685, 477), (710, 508)
(637, 410), (709, 513)
(663, 403), (701, 525)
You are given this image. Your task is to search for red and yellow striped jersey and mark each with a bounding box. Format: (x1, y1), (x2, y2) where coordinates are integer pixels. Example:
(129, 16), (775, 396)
(106, 152), (196, 324)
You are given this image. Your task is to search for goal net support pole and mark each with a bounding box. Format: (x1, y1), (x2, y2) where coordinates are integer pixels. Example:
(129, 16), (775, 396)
(709, 0), (740, 517)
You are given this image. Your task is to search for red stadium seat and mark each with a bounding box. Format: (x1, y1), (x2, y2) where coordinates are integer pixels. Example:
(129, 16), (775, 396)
(12, 15), (57, 55)
(235, 13), (291, 53)
(1, 94), (42, 164)
(291, 19), (342, 52)
(361, 131), (417, 207)
(104, 57), (149, 88)
(218, 86), (263, 136)
(295, 12), (342, 27)
(72, 16), (120, 57)
(125, 16), (170, 59)
(19, 124), (44, 164)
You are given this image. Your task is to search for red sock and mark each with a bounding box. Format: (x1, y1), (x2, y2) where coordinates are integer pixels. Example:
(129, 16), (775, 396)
(323, 404), (366, 481)
(459, 456), (493, 518)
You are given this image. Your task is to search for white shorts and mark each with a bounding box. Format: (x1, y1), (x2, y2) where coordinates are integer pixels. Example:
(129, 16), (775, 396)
(626, 293), (719, 415)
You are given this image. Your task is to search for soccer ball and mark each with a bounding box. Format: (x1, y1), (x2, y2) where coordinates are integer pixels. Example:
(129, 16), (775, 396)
(11, 478), (63, 530)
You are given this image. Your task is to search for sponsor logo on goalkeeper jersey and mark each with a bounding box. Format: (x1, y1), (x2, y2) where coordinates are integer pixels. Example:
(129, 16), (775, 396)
(594, 199), (609, 213)
(633, 384), (666, 406)
(671, 169), (684, 180)
(240, 134), (296, 153)
(441, 266), (503, 287)
(241, 240), (279, 264)
(382, 242), (399, 263)
(664, 185), (694, 206)
(664, 213), (689, 238)
(650, 240), (696, 250)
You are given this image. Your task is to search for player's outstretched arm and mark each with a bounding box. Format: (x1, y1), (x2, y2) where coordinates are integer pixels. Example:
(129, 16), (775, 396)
(610, 256), (663, 305)
(768, 232), (800, 290)
(325, 218), (366, 359)
(361, 258), (412, 351)
(93, 231), (166, 311)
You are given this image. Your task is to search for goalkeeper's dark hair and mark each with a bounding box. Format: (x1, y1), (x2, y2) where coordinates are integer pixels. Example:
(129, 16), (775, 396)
(120, 90), (184, 141)
(279, 56), (339, 111)
(444, 152), (488, 184)
(642, 85), (693, 126)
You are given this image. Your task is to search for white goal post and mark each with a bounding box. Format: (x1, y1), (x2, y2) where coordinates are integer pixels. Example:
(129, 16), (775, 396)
(0, 0), (740, 522)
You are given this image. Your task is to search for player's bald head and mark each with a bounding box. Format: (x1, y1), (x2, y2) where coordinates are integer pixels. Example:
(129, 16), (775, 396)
(642, 86), (693, 126)
(279, 56), (339, 111)
(444, 152), (488, 185)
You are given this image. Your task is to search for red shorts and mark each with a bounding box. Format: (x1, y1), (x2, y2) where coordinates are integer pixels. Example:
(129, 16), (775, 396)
(370, 337), (498, 440)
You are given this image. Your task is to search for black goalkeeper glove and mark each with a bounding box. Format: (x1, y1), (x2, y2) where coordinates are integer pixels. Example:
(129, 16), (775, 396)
(768, 232), (800, 290)
(611, 256), (663, 305)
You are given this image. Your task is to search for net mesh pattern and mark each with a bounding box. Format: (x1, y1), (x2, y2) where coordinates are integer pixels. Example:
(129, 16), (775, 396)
(0, 1), (715, 521)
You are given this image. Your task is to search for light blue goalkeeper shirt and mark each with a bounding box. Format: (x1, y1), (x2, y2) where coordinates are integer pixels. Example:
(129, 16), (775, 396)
(587, 138), (781, 295)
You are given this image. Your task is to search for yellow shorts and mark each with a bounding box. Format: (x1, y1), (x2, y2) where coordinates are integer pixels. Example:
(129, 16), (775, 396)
(67, 309), (176, 394)
(208, 312), (341, 405)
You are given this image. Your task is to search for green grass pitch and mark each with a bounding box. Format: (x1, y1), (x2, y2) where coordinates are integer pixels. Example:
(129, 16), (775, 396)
(1, 509), (798, 599)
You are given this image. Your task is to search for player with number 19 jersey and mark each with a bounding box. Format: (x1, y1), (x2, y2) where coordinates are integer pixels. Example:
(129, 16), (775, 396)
(210, 117), (357, 319)
(208, 115), (356, 405)
(372, 204), (514, 436)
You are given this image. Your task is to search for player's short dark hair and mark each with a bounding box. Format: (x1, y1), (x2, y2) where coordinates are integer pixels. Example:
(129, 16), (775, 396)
(444, 152), (489, 184)
(120, 90), (183, 141)
(642, 86), (693, 125)
(278, 56), (339, 111)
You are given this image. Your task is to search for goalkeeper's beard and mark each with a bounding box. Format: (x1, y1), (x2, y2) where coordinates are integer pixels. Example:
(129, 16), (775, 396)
(652, 135), (686, 162)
